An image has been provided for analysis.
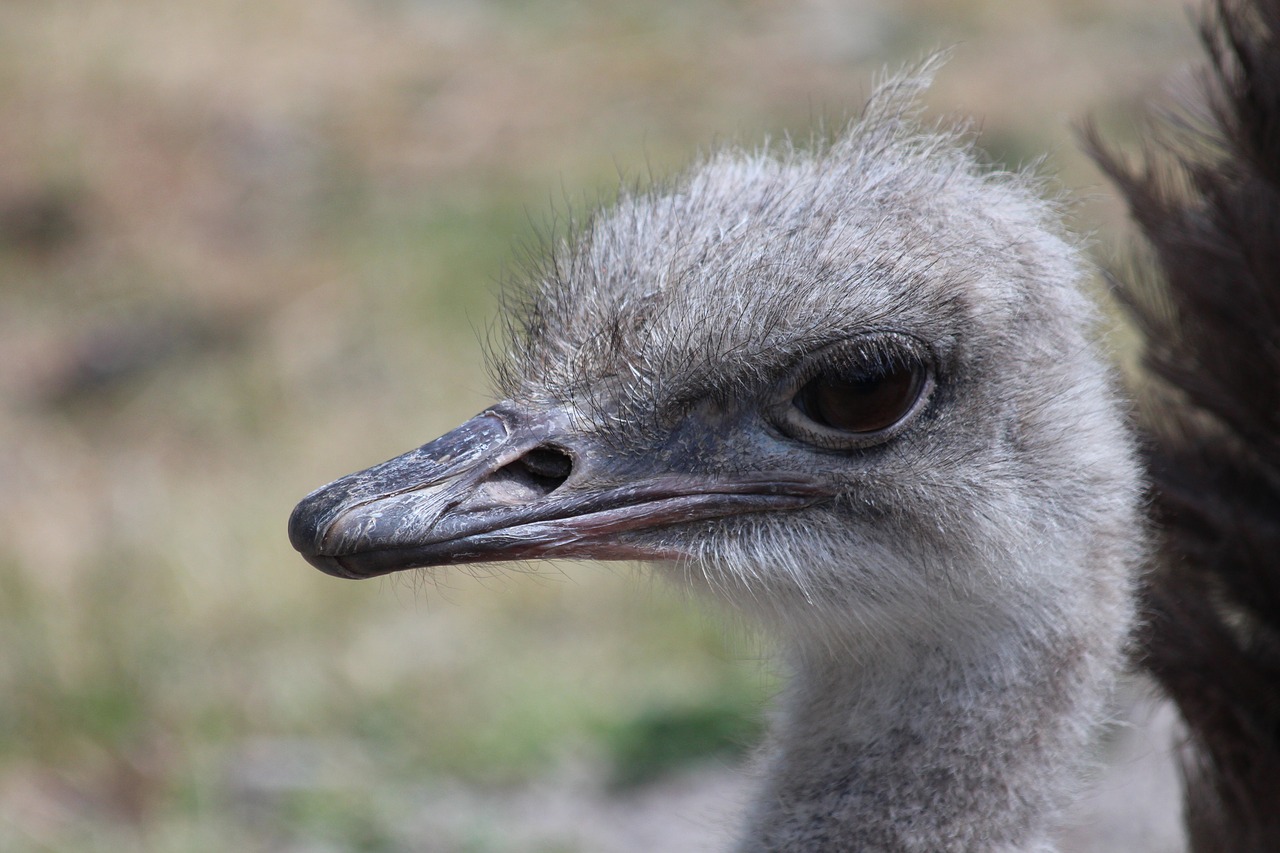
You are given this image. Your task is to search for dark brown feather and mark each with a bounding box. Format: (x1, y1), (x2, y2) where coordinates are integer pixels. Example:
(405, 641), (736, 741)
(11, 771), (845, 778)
(1086, 0), (1280, 847)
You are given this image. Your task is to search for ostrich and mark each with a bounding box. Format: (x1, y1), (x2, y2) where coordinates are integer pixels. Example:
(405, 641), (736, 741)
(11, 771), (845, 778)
(289, 0), (1280, 848)
(293, 73), (1139, 849)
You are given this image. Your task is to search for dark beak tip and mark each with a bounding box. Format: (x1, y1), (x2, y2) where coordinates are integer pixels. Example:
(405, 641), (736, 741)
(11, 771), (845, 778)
(289, 486), (392, 580)
(287, 491), (330, 558)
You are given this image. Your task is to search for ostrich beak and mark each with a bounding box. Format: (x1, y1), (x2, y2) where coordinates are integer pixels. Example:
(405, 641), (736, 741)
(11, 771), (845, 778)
(288, 403), (826, 579)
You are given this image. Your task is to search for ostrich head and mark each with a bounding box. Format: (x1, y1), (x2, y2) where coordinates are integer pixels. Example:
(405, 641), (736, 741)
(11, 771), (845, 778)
(291, 76), (1137, 653)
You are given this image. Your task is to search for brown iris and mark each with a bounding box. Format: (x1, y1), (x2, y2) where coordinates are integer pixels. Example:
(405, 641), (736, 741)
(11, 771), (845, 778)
(794, 358), (926, 435)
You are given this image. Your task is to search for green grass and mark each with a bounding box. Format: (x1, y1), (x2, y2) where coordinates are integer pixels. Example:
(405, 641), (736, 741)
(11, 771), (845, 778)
(0, 0), (1194, 849)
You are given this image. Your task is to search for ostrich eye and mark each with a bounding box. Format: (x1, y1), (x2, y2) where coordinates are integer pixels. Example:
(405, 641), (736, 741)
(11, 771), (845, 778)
(795, 361), (924, 434)
(774, 339), (933, 449)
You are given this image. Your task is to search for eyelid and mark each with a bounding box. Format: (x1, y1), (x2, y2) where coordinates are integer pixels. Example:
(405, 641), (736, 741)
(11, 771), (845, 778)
(780, 333), (929, 396)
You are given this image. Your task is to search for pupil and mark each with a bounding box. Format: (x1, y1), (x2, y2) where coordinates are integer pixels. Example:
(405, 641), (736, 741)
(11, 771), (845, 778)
(801, 362), (921, 433)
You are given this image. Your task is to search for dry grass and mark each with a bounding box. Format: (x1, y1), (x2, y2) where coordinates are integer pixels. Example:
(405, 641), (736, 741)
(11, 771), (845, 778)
(0, 0), (1195, 849)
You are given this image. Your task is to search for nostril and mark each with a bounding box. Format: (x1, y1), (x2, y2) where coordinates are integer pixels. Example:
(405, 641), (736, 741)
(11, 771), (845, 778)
(502, 445), (573, 494)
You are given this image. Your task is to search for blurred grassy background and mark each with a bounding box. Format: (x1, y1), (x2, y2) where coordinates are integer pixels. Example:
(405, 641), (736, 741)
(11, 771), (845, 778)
(0, 1), (1194, 850)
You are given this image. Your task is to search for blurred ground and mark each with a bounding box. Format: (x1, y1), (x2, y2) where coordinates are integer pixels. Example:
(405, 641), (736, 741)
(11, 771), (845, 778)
(0, 1), (1195, 850)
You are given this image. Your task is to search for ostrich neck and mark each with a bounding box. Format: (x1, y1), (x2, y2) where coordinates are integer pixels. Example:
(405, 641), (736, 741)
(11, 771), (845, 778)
(737, 608), (1105, 852)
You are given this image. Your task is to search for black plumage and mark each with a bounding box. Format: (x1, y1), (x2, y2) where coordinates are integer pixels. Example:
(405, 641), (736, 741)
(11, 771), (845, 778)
(1089, 1), (1280, 847)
